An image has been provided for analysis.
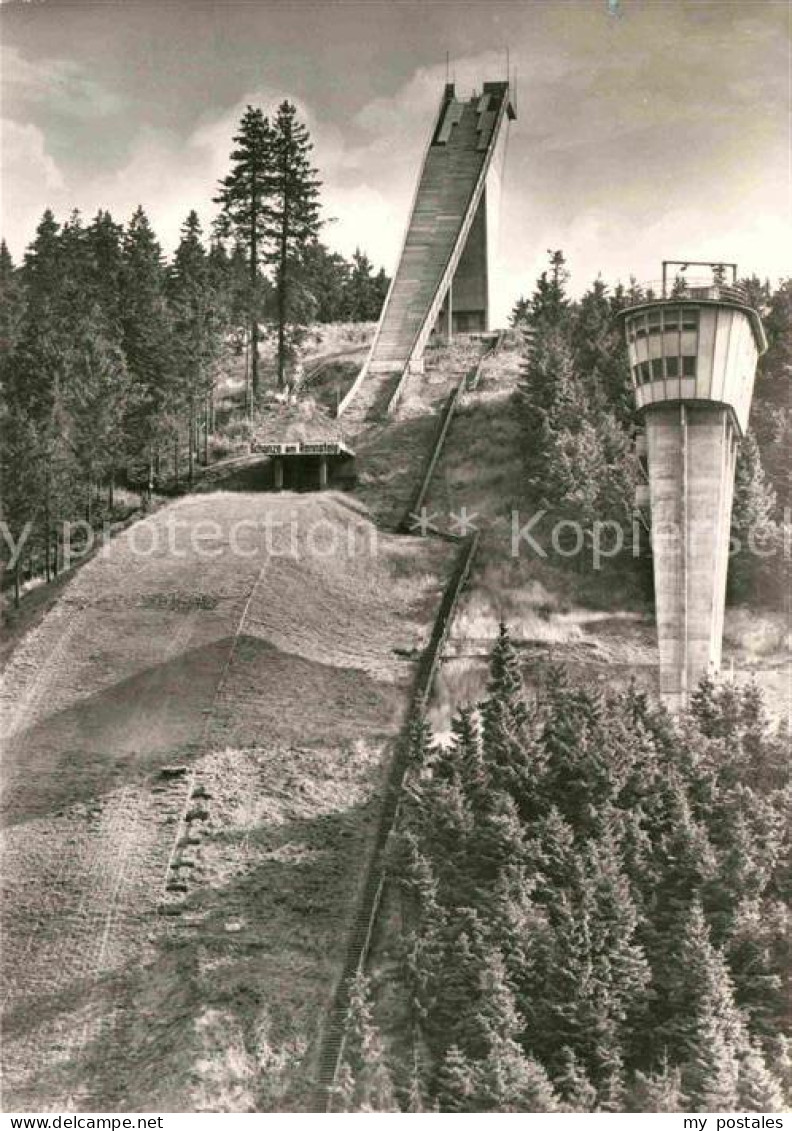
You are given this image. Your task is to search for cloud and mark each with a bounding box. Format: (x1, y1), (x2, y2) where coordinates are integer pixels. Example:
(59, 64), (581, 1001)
(2, 44), (124, 119)
(1, 67), (451, 273)
(0, 118), (66, 246)
(1, 24), (786, 332)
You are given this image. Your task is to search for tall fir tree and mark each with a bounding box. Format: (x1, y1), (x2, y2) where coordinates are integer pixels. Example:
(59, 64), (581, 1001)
(263, 100), (322, 388)
(120, 206), (174, 481)
(214, 106), (272, 402)
(86, 210), (125, 333)
(168, 211), (216, 483)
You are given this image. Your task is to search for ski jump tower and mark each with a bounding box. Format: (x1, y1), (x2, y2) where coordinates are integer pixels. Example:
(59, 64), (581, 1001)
(338, 80), (515, 417)
(620, 263), (767, 711)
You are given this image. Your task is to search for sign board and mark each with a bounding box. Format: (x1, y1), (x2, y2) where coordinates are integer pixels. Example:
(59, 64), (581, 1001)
(252, 440), (353, 457)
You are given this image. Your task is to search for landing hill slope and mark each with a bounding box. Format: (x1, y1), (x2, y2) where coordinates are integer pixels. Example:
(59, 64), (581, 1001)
(1, 490), (454, 1111)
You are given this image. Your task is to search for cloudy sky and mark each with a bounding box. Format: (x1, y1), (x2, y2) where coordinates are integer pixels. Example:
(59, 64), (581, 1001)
(1, 0), (788, 322)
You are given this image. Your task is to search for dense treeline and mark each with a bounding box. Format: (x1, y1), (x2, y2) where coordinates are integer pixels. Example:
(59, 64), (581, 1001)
(336, 628), (790, 1112)
(0, 101), (388, 598)
(514, 252), (789, 605)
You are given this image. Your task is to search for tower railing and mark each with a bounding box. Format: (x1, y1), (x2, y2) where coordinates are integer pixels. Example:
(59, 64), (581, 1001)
(627, 277), (753, 306)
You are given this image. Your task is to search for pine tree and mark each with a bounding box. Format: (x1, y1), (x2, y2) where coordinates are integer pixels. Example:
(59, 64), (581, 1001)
(86, 209), (124, 331)
(531, 834), (648, 1093)
(263, 100), (322, 389)
(518, 328), (582, 485)
(298, 240), (349, 323)
(337, 971), (396, 1111)
(486, 622), (525, 710)
(479, 1038), (560, 1112)
(572, 277), (632, 421)
(120, 206), (174, 481)
(689, 672), (722, 737)
(84, 211), (128, 504)
(685, 1001), (740, 1112)
(729, 431), (780, 602)
(405, 1053), (426, 1112)
(724, 897), (790, 1040)
(660, 902), (745, 1107)
(169, 211), (220, 483)
(0, 240), (23, 358)
(64, 302), (128, 520)
(8, 210), (64, 422)
(58, 210), (94, 317)
(428, 911), (497, 1060)
(509, 294), (531, 329)
(0, 403), (44, 603)
(750, 278), (791, 513)
(766, 1035), (792, 1102)
(343, 249), (388, 322)
(435, 1045), (476, 1112)
(737, 1041), (786, 1112)
(39, 390), (82, 580)
(554, 1046), (597, 1112)
(529, 249), (570, 333)
(631, 1058), (689, 1112)
(449, 706), (486, 801)
(215, 106), (272, 401)
(479, 624), (541, 813)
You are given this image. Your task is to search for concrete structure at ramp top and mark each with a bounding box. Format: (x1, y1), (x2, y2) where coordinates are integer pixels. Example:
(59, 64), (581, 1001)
(338, 80), (515, 415)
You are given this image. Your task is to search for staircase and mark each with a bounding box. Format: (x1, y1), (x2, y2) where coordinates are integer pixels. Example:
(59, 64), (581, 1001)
(312, 531), (481, 1112)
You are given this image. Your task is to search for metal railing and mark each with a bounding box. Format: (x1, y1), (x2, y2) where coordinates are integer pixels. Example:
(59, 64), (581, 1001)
(631, 277), (752, 306)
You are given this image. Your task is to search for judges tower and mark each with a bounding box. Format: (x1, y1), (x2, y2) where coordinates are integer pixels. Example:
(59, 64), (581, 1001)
(620, 263), (767, 710)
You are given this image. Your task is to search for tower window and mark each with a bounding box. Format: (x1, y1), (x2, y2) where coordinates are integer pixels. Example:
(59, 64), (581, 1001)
(681, 309), (699, 330)
(640, 361), (651, 384)
(651, 358), (664, 381)
(665, 356), (679, 378)
(682, 355), (697, 378)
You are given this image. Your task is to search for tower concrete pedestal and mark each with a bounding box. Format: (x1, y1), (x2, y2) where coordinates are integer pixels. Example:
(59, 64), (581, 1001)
(646, 404), (739, 711)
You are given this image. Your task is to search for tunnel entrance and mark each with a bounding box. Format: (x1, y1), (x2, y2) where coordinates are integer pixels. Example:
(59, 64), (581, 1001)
(253, 440), (356, 492)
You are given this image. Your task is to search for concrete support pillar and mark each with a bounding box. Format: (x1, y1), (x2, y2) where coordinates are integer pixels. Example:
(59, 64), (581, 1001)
(446, 282), (453, 343)
(318, 455), (328, 491)
(273, 458), (284, 491)
(645, 404), (737, 711)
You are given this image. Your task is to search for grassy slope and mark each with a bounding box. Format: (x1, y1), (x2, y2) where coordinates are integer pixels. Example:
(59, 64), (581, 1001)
(351, 338), (485, 530)
(0, 490), (454, 1111)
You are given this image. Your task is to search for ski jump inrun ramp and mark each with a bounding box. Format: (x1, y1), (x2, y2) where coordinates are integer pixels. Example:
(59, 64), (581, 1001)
(338, 80), (516, 417)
